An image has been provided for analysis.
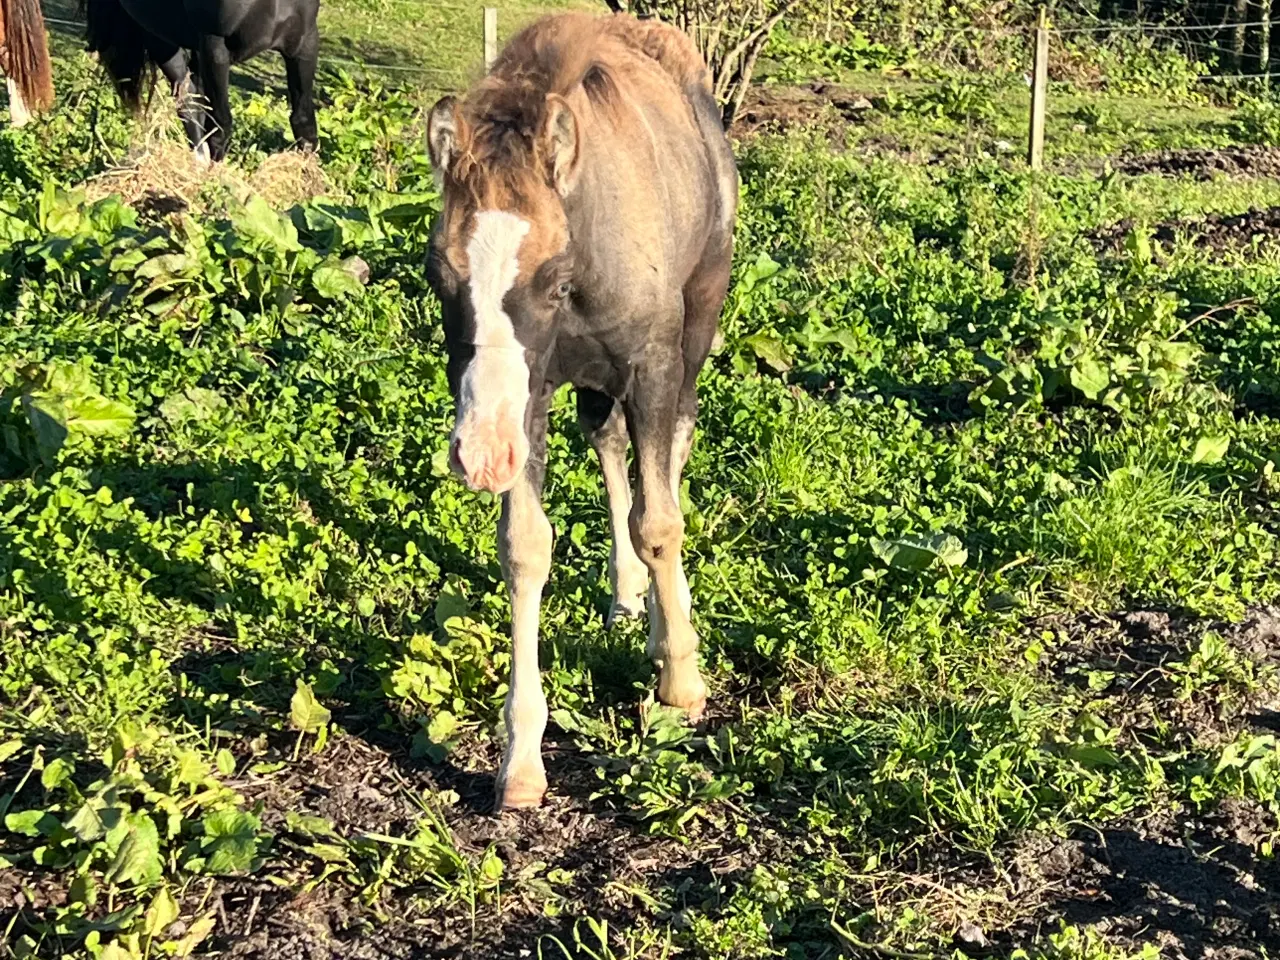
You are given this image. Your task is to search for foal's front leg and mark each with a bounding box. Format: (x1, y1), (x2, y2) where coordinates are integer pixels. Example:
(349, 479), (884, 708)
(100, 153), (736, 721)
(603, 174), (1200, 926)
(626, 364), (707, 719)
(494, 462), (553, 810)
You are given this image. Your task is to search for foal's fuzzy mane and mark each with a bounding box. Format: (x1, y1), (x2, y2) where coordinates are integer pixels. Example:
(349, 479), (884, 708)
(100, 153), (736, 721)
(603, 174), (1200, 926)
(446, 13), (710, 204)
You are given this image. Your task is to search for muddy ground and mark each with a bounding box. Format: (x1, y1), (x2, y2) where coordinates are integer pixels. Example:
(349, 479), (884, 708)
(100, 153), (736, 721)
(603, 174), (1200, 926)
(3, 607), (1278, 958)
(1106, 146), (1280, 181)
(1090, 206), (1280, 256)
(731, 82), (875, 139)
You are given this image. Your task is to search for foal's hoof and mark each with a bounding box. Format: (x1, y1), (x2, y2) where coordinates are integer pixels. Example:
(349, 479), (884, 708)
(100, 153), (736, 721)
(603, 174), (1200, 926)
(494, 773), (547, 811)
(606, 594), (646, 628)
(657, 669), (708, 723)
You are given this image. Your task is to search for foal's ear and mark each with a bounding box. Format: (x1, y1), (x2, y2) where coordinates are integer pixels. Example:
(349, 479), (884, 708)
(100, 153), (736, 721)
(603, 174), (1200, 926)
(542, 94), (581, 197)
(427, 96), (460, 176)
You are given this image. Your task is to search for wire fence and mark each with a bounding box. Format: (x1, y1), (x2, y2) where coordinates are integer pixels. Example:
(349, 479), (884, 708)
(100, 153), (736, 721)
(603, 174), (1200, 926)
(42, 3), (1280, 84)
(40, 5), (488, 83)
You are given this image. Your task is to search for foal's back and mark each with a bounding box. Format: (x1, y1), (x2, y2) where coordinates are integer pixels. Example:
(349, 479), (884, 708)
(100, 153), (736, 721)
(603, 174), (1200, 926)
(485, 13), (736, 292)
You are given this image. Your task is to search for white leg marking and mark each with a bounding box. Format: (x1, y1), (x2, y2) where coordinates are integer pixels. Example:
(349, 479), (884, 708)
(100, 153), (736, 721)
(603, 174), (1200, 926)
(7, 79), (31, 127)
(670, 414), (695, 619)
(597, 438), (648, 626)
(495, 478), (552, 809)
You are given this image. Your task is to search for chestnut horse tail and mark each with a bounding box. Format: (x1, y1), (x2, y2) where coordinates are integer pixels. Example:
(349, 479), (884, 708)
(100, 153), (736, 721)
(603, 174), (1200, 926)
(2, 0), (54, 115)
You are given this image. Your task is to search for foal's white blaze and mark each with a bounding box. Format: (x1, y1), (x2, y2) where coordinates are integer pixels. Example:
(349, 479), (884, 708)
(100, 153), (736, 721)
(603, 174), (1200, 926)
(450, 210), (534, 493)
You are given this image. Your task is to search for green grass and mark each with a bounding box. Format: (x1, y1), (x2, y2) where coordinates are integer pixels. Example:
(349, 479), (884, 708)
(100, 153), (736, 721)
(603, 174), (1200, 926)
(2, 6), (1280, 960)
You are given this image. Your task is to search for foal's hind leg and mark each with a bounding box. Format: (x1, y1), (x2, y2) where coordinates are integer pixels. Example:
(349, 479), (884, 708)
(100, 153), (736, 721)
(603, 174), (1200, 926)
(664, 390), (697, 623)
(578, 389), (647, 626)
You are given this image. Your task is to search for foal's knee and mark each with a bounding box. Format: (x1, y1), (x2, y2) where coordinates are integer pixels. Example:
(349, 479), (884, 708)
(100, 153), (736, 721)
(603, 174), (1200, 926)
(629, 499), (683, 568)
(500, 503), (553, 586)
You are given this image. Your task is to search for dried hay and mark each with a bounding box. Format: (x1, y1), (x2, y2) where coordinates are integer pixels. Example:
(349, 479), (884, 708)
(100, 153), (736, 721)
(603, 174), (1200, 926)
(81, 111), (330, 217)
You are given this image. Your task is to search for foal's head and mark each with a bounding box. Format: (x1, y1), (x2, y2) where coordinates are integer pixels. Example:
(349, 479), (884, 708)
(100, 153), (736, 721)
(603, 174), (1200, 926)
(425, 86), (584, 494)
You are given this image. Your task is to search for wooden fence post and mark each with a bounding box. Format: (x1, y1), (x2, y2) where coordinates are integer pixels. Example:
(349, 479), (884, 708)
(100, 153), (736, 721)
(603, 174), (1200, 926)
(1260, 0), (1272, 80)
(1028, 7), (1049, 171)
(484, 7), (499, 72)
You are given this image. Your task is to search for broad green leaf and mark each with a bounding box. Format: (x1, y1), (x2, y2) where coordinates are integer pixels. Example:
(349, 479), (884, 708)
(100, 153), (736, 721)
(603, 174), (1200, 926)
(143, 886), (180, 937)
(743, 332), (793, 373)
(135, 253), (192, 279)
(105, 812), (162, 886)
(0, 740), (22, 764)
(1069, 745), (1121, 769)
(738, 251), (781, 293)
(285, 812), (340, 839)
(427, 710), (458, 743)
(290, 680), (331, 734)
(1124, 227), (1152, 264)
(4, 809), (59, 837)
(22, 394), (68, 460)
(312, 262), (365, 300)
(1191, 435), (1229, 465)
(231, 195), (301, 252)
(66, 793), (125, 841)
(1069, 357), (1109, 400)
(69, 873), (98, 908)
(64, 395), (136, 437)
(160, 387), (226, 424)
(41, 757), (74, 791)
(172, 750), (209, 789)
(201, 809), (261, 874)
(479, 848), (504, 882)
(215, 749), (236, 776)
(23, 372), (136, 460)
(169, 915), (216, 958)
(870, 533), (968, 572)
(433, 583), (471, 629)
(356, 595), (376, 618)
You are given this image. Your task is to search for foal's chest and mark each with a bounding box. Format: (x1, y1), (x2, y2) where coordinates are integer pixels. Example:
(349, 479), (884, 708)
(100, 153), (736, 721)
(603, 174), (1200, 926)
(546, 333), (637, 400)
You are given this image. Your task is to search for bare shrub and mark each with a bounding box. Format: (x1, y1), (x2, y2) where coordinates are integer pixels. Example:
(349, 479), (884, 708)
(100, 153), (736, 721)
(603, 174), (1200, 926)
(602, 0), (802, 126)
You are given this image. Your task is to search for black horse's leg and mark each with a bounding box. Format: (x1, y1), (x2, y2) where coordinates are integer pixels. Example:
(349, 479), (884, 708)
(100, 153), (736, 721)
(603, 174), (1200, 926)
(283, 37), (319, 152)
(156, 49), (207, 160)
(196, 35), (233, 162)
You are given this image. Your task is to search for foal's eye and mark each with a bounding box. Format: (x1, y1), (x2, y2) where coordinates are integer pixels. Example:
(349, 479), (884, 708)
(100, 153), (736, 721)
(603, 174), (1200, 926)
(551, 281), (573, 302)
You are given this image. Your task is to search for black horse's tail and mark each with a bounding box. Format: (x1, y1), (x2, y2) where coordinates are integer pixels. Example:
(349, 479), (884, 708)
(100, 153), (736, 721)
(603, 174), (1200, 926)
(80, 0), (155, 113)
(2, 0), (55, 113)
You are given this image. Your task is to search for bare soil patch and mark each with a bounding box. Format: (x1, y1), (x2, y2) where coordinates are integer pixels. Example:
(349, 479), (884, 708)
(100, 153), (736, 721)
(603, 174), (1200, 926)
(0, 722), (761, 959)
(1091, 207), (1280, 256)
(1031, 606), (1280, 750)
(732, 82), (874, 138)
(1009, 797), (1280, 960)
(1107, 146), (1280, 181)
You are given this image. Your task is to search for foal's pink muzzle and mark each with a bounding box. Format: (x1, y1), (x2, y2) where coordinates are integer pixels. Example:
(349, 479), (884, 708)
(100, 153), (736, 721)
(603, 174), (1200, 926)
(450, 417), (529, 494)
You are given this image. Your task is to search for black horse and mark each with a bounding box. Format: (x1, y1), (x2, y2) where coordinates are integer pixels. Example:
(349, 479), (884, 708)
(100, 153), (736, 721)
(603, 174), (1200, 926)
(83, 0), (319, 162)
